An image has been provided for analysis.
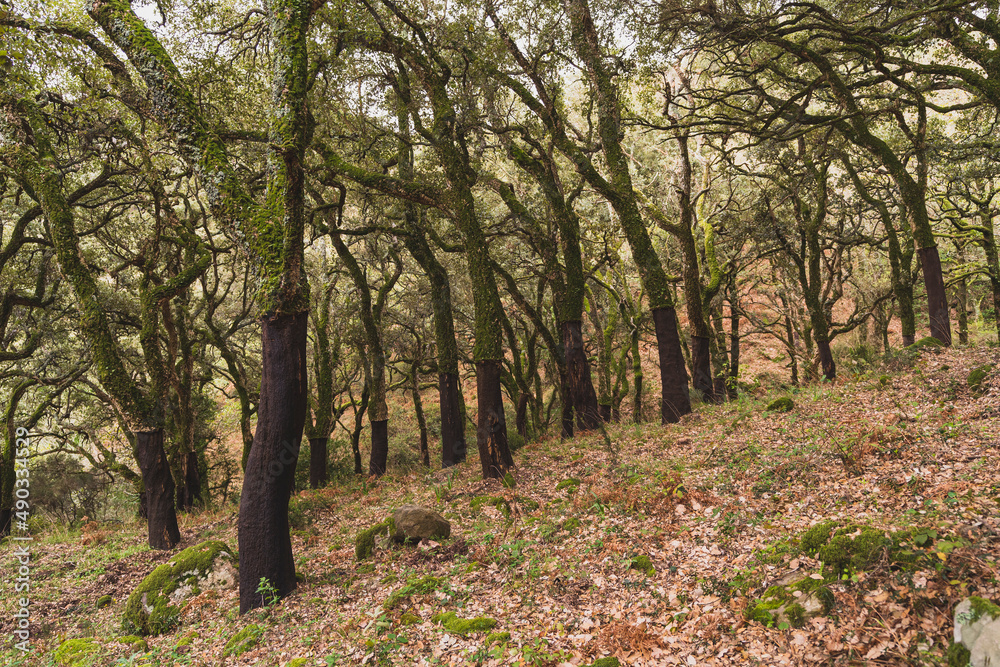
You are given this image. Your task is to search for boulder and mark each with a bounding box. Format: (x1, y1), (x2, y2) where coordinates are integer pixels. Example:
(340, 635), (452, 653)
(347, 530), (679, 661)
(392, 505), (450, 544)
(122, 540), (237, 635)
(744, 572), (834, 628)
(953, 597), (1000, 667)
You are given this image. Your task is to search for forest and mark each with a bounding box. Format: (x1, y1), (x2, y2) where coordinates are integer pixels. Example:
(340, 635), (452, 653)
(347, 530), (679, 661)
(1, 0), (1000, 664)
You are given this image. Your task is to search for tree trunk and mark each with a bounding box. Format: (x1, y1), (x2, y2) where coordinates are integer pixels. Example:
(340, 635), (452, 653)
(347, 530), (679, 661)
(178, 450), (201, 510)
(919, 246), (951, 345)
(412, 376), (429, 468)
(728, 298), (740, 400)
(560, 368), (574, 438)
(599, 404), (611, 422)
(652, 307), (692, 424)
(516, 392), (530, 438)
(476, 360), (514, 479)
(817, 339), (835, 381)
(439, 372), (466, 468)
(351, 385), (369, 475)
(135, 429), (181, 550)
(369, 420), (388, 477)
(690, 335), (713, 402)
(957, 273), (969, 345)
(309, 437), (327, 489)
(561, 320), (601, 430)
(239, 312), (307, 613)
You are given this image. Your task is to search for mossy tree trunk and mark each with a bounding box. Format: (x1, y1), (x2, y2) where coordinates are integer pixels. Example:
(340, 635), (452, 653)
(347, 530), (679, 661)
(394, 96), (466, 468)
(552, 0), (692, 422)
(0, 95), (204, 550)
(90, 0), (315, 610)
(330, 232), (400, 477)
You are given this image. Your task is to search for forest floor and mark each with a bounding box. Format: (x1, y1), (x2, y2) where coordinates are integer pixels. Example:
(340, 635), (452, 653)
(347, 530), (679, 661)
(3, 342), (1000, 667)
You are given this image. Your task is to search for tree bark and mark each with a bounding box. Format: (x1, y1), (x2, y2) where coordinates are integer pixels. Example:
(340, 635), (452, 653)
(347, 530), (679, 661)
(919, 246), (951, 345)
(439, 372), (466, 468)
(239, 312), (307, 613)
(561, 320), (601, 430)
(476, 361), (514, 479)
(516, 392), (530, 438)
(652, 307), (692, 424)
(309, 437), (327, 489)
(727, 297), (740, 400)
(136, 429), (181, 550)
(690, 335), (713, 401)
(369, 420), (389, 477)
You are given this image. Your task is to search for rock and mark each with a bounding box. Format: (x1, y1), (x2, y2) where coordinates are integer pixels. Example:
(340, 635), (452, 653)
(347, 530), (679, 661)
(744, 574), (834, 628)
(392, 505), (450, 544)
(122, 540), (237, 636)
(96, 594), (113, 609)
(766, 397), (794, 413)
(355, 518), (394, 561)
(908, 336), (943, 351)
(953, 597), (1000, 667)
(968, 366), (991, 393)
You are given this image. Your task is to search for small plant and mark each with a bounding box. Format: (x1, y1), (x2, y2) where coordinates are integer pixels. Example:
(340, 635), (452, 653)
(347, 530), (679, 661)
(256, 576), (280, 607)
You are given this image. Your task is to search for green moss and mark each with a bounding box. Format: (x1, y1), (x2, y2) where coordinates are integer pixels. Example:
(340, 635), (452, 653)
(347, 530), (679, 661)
(967, 596), (1000, 622)
(355, 518), (393, 561)
(175, 631), (198, 648)
(485, 631), (510, 644)
(502, 472), (516, 489)
(968, 367), (990, 392)
(399, 612), (422, 626)
(431, 611), (497, 635)
(223, 624), (264, 658)
(946, 641), (971, 667)
(818, 527), (891, 578)
(96, 595), (113, 609)
(878, 375), (891, 387)
(384, 575), (445, 610)
(519, 497), (540, 511)
(799, 520), (840, 555)
(122, 540), (236, 636)
(766, 397), (794, 413)
(115, 636), (148, 653)
(629, 554), (655, 577)
(286, 659), (309, 667)
(471, 495), (511, 519)
(562, 517), (582, 532)
(589, 658), (622, 667)
(556, 478), (581, 492)
(908, 336), (943, 350)
(54, 639), (100, 666)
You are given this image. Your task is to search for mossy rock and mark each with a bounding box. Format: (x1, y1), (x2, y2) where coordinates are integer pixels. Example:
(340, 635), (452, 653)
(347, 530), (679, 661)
(223, 623), (264, 658)
(122, 540), (237, 636)
(744, 575), (834, 628)
(877, 375), (891, 388)
(766, 397), (794, 413)
(968, 366), (991, 392)
(799, 520), (841, 556)
(589, 658), (622, 667)
(96, 595), (113, 609)
(908, 336), (943, 351)
(485, 631), (510, 645)
(629, 554), (655, 577)
(174, 631), (199, 648)
(431, 611), (497, 635)
(384, 575), (445, 610)
(399, 612), (422, 626)
(502, 472), (516, 489)
(115, 636), (148, 653)
(817, 527), (892, 578)
(556, 478), (581, 492)
(54, 638), (100, 666)
(355, 517), (394, 561)
(284, 659), (309, 667)
(946, 641), (972, 667)
(471, 495), (511, 519)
